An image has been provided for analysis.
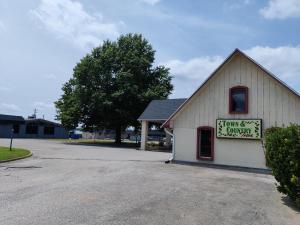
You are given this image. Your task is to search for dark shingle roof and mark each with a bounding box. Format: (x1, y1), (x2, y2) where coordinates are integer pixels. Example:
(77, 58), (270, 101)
(25, 118), (62, 127)
(0, 114), (25, 124)
(138, 98), (187, 121)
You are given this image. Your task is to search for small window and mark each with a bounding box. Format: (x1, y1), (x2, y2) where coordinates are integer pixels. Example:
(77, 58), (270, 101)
(13, 124), (19, 134)
(197, 126), (214, 161)
(26, 124), (38, 134)
(44, 126), (55, 135)
(229, 86), (248, 114)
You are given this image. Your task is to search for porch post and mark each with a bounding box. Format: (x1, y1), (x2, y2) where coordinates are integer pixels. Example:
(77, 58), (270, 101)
(140, 120), (148, 150)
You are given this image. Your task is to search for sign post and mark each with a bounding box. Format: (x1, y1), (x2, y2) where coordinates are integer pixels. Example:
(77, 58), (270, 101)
(216, 119), (262, 139)
(10, 128), (14, 150)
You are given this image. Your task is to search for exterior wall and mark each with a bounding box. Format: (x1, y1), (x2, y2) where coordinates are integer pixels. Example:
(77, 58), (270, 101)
(19, 124), (26, 138)
(51, 127), (69, 139)
(172, 54), (300, 169)
(0, 124), (13, 138)
(0, 124), (69, 139)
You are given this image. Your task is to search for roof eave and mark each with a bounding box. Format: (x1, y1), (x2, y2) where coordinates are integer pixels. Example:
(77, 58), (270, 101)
(138, 119), (167, 121)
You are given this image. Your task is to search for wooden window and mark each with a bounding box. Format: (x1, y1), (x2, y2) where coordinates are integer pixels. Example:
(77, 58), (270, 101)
(229, 86), (248, 114)
(197, 126), (214, 161)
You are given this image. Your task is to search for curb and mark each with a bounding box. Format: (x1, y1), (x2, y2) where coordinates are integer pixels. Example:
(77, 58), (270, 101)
(172, 160), (272, 175)
(0, 151), (33, 163)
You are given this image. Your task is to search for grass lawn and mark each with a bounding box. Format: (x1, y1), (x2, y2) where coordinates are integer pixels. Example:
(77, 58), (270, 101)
(0, 147), (31, 162)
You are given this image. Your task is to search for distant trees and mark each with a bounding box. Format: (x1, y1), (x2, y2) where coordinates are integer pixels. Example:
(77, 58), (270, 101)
(55, 33), (173, 143)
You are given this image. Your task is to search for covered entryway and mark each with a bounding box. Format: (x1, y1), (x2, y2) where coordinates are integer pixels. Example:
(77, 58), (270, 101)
(138, 98), (186, 150)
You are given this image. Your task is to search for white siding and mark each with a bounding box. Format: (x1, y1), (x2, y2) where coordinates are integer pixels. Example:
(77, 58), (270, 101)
(172, 54), (300, 169)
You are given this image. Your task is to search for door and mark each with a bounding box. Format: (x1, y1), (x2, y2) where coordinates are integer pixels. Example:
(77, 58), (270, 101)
(197, 126), (214, 161)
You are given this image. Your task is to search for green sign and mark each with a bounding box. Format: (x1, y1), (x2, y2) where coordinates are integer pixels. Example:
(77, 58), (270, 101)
(216, 119), (262, 139)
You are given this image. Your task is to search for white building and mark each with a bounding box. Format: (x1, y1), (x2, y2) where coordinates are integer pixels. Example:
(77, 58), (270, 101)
(140, 49), (300, 169)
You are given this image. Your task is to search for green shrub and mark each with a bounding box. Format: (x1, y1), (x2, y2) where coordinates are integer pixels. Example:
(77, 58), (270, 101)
(264, 125), (300, 207)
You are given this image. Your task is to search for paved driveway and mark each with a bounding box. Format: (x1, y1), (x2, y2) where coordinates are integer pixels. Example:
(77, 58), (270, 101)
(0, 139), (299, 225)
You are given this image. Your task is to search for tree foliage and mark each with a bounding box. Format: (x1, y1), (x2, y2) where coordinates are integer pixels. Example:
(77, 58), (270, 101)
(55, 33), (173, 143)
(264, 125), (300, 207)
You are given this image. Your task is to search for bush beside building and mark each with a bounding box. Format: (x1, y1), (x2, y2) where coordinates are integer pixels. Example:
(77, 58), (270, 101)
(265, 125), (300, 208)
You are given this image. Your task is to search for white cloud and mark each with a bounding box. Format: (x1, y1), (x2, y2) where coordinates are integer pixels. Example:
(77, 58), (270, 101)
(224, 0), (251, 11)
(165, 56), (224, 81)
(140, 0), (161, 5)
(0, 103), (21, 113)
(245, 45), (300, 81)
(260, 0), (300, 19)
(30, 0), (120, 49)
(166, 57), (226, 98)
(33, 101), (55, 110)
(167, 46), (300, 82)
(167, 45), (300, 97)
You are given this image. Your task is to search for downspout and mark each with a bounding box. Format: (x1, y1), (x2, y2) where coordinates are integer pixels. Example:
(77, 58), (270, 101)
(164, 128), (175, 163)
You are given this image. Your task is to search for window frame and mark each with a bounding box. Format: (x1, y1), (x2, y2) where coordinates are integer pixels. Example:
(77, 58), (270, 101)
(196, 126), (214, 161)
(229, 86), (249, 114)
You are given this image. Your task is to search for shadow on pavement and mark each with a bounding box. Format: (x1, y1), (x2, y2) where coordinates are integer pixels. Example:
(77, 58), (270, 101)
(281, 196), (300, 213)
(63, 141), (140, 149)
(62, 141), (171, 153)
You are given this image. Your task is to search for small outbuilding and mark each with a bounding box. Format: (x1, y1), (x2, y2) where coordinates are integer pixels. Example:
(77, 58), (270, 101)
(0, 114), (69, 139)
(157, 49), (300, 169)
(138, 98), (186, 150)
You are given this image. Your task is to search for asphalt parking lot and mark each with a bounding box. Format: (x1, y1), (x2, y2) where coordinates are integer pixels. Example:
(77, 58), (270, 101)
(0, 139), (299, 225)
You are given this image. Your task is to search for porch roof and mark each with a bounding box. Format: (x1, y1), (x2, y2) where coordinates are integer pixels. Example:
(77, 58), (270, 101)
(138, 98), (187, 122)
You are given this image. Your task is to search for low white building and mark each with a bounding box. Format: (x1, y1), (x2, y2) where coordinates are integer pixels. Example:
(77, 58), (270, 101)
(158, 49), (300, 169)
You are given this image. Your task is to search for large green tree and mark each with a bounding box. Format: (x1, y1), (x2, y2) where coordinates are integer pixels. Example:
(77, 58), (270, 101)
(55, 33), (173, 143)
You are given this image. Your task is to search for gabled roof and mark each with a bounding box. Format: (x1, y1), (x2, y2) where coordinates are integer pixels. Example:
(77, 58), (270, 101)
(162, 48), (300, 127)
(0, 114), (25, 124)
(138, 98), (187, 121)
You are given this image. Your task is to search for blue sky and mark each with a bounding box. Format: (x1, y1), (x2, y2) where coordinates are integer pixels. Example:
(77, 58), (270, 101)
(0, 0), (300, 121)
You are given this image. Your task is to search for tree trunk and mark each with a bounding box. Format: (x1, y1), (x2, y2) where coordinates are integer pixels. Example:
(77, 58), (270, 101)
(115, 126), (122, 144)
